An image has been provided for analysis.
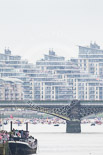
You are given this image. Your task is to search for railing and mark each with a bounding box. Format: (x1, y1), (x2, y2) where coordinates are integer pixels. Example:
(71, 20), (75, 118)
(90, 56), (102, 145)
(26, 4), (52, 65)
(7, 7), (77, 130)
(0, 100), (103, 107)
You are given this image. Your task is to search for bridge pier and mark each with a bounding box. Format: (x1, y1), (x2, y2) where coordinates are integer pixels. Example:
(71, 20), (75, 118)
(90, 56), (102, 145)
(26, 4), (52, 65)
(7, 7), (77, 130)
(66, 120), (81, 133)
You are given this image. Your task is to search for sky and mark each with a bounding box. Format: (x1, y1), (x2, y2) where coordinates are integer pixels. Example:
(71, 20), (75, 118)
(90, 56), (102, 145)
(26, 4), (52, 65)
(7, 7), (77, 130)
(0, 0), (103, 63)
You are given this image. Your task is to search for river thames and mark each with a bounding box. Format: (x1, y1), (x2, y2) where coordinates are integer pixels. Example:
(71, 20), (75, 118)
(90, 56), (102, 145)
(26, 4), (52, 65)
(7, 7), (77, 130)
(3, 123), (103, 155)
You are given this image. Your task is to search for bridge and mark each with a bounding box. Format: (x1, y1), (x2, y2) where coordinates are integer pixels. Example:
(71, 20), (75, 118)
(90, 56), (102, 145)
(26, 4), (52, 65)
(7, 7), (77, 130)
(0, 100), (103, 133)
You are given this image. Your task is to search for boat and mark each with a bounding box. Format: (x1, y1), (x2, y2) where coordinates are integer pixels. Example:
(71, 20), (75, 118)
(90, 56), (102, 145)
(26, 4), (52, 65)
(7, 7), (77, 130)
(91, 123), (95, 126)
(54, 124), (59, 126)
(8, 122), (37, 155)
(8, 135), (37, 155)
(3, 120), (8, 125)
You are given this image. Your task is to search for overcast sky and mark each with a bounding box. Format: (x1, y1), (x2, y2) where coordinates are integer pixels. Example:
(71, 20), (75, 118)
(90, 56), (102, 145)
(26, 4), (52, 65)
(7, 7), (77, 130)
(0, 0), (103, 63)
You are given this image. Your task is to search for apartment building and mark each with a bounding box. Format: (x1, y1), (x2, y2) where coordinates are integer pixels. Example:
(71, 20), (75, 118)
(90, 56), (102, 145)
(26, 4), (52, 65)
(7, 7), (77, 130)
(0, 49), (35, 100)
(71, 42), (103, 78)
(30, 50), (103, 100)
(0, 47), (103, 101)
(0, 77), (23, 100)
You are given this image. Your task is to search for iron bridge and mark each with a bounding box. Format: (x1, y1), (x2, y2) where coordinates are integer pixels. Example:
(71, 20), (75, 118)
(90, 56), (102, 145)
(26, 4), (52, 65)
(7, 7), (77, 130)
(0, 100), (103, 120)
(0, 100), (103, 133)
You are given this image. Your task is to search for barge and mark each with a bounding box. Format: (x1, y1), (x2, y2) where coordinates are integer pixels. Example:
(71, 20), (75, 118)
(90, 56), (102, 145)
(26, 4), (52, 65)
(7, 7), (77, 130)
(8, 122), (37, 155)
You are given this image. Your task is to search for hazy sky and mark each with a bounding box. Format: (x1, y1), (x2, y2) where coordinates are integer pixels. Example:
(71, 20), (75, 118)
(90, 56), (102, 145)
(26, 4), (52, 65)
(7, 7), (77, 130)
(0, 0), (103, 63)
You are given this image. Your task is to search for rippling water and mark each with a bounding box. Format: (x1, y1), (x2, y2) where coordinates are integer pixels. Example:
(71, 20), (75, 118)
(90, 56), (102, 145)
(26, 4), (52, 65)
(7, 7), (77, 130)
(3, 123), (103, 155)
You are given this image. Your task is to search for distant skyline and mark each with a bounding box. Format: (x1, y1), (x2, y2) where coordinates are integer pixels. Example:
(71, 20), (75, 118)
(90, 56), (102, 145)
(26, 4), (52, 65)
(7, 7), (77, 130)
(0, 0), (103, 63)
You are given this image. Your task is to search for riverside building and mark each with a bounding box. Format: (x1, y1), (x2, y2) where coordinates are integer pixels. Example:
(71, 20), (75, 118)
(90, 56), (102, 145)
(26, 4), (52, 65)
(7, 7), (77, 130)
(26, 50), (77, 100)
(71, 42), (103, 100)
(0, 49), (35, 100)
(71, 42), (103, 78)
(30, 50), (103, 100)
(0, 77), (23, 100)
(0, 47), (103, 101)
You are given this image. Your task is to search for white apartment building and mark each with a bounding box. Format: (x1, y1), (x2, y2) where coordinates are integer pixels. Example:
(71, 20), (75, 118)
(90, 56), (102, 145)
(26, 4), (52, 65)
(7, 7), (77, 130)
(0, 49), (35, 100)
(0, 77), (23, 100)
(71, 42), (103, 78)
(29, 50), (103, 100)
(71, 42), (103, 100)
(0, 47), (103, 101)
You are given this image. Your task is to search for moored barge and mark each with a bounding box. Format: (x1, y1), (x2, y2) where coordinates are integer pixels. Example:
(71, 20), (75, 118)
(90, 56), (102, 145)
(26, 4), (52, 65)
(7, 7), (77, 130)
(8, 122), (37, 155)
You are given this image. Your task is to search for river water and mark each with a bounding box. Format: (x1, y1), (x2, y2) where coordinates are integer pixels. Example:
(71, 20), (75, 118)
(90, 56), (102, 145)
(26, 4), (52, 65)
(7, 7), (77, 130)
(3, 123), (103, 155)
